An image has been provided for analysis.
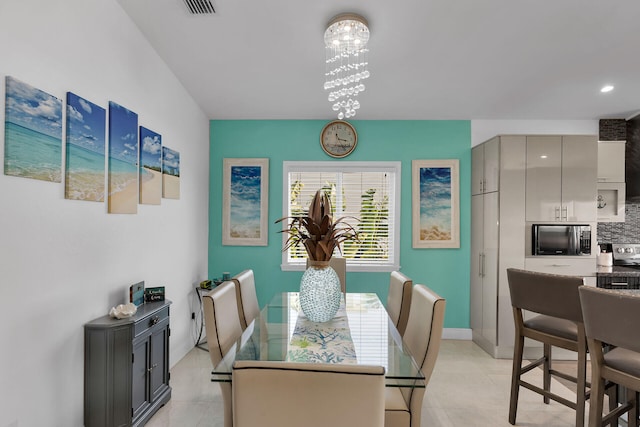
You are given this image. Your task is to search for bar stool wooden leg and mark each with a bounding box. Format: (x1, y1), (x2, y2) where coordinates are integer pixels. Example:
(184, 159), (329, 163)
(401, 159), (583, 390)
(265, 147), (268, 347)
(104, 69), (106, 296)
(543, 343), (551, 404)
(576, 340), (587, 427)
(509, 333), (524, 425)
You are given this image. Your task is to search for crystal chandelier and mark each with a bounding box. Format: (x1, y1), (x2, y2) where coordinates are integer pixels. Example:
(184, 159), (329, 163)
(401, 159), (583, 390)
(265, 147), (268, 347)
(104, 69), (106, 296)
(323, 13), (370, 120)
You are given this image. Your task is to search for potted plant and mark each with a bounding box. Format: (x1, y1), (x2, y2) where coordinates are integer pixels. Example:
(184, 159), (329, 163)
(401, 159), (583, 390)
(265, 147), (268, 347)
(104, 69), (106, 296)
(276, 189), (359, 321)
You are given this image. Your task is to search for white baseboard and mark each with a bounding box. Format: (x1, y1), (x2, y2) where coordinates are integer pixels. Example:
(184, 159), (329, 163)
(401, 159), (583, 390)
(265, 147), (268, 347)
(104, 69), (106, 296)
(442, 328), (472, 340)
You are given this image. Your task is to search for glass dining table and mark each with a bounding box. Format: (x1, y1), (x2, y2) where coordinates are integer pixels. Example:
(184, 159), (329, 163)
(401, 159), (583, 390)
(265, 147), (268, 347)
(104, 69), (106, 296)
(211, 292), (425, 389)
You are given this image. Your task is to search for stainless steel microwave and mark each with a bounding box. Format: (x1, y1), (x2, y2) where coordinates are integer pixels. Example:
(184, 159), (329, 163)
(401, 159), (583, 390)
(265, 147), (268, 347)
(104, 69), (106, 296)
(532, 224), (591, 256)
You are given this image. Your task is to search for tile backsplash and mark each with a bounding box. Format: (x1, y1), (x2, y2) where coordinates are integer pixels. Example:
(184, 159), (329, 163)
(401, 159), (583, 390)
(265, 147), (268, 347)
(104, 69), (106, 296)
(597, 202), (640, 243)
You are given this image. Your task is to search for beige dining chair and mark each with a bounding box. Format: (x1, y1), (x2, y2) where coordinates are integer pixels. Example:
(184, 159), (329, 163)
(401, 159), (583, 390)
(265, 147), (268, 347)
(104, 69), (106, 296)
(386, 271), (413, 336)
(385, 284), (446, 427)
(580, 286), (640, 427)
(232, 360), (386, 427)
(232, 269), (260, 330)
(506, 268), (588, 426)
(306, 257), (346, 294)
(203, 280), (244, 427)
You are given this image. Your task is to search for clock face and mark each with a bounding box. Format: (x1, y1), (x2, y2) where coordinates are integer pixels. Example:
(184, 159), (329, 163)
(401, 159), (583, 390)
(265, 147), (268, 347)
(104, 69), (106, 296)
(320, 120), (357, 158)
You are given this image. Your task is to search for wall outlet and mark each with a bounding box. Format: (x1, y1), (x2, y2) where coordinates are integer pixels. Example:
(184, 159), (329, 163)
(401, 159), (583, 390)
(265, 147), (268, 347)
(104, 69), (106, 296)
(191, 312), (195, 320)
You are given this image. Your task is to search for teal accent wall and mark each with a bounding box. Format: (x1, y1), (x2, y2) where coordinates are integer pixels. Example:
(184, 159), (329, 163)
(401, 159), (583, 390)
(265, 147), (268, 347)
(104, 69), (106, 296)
(209, 120), (471, 329)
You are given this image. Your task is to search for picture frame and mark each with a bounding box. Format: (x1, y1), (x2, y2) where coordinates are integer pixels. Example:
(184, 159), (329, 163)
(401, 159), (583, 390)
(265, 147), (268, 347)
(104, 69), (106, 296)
(222, 158), (269, 246)
(412, 159), (460, 248)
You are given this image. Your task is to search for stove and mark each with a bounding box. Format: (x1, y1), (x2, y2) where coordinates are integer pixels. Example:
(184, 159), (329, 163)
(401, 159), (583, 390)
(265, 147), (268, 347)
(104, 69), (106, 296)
(612, 243), (640, 268)
(598, 243), (640, 289)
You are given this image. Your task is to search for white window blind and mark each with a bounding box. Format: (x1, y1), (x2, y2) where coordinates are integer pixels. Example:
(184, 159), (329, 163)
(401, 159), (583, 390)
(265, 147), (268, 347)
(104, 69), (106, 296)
(281, 161), (401, 272)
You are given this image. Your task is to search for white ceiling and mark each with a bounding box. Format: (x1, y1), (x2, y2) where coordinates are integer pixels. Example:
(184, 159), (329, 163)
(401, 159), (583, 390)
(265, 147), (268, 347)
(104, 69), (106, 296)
(118, 0), (640, 121)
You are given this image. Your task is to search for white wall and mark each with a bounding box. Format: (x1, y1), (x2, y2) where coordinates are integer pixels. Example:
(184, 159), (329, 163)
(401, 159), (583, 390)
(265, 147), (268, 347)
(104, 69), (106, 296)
(471, 119), (599, 146)
(0, 1), (210, 425)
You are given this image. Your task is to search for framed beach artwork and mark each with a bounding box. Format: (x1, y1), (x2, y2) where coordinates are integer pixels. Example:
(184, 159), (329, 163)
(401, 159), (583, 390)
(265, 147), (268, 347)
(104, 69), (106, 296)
(139, 127), (162, 205)
(65, 92), (106, 201)
(162, 146), (180, 199)
(412, 159), (460, 249)
(4, 76), (62, 182)
(222, 158), (269, 246)
(108, 101), (139, 214)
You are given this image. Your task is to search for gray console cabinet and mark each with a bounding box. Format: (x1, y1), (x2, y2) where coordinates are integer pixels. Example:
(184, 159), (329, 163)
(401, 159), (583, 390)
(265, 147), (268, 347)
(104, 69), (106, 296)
(85, 300), (172, 427)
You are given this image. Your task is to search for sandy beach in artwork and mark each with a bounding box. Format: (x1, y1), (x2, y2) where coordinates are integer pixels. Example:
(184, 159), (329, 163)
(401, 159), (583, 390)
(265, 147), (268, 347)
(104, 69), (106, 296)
(420, 226), (451, 241)
(140, 168), (162, 205)
(109, 177), (138, 214)
(163, 174), (180, 199)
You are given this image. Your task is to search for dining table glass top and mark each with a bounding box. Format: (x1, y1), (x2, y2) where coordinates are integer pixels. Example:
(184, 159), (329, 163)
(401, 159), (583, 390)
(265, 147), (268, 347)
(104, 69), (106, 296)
(212, 292), (425, 388)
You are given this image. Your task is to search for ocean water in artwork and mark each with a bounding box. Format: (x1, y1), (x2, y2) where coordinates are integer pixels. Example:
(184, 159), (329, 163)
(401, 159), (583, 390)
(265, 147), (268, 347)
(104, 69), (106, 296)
(230, 166), (261, 238)
(4, 122), (62, 182)
(66, 144), (106, 201)
(419, 167), (452, 241)
(66, 92), (106, 201)
(4, 76), (62, 182)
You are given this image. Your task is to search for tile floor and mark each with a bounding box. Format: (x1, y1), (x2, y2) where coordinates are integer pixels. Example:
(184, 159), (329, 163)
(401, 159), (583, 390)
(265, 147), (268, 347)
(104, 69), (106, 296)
(146, 340), (594, 427)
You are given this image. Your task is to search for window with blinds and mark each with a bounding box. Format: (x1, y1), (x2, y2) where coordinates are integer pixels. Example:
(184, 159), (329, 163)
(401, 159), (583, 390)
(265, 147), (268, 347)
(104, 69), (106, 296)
(281, 161), (401, 272)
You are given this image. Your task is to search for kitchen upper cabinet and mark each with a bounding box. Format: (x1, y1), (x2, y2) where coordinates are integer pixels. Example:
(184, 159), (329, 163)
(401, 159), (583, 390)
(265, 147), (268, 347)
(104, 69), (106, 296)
(598, 140), (625, 182)
(597, 141), (626, 222)
(525, 135), (597, 222)
(472, 137), (499, 195)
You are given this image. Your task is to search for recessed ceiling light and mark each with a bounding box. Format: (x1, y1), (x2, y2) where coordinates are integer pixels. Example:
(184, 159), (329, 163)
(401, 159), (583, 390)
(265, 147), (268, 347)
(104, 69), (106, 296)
(601, 85), (614, 93)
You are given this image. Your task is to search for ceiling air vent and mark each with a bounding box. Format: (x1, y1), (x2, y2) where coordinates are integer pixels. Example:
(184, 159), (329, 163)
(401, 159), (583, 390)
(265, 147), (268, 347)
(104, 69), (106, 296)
(183, 0), (215, 14)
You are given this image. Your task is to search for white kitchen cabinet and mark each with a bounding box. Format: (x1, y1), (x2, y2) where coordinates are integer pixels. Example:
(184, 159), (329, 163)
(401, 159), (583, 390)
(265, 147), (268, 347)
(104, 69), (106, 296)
(597, 141), (625, 222)
(598, 140), (625, 182)
(471, 136), (499, 195)
(470, 135), (526, 358)
(525, 135), (597, 222)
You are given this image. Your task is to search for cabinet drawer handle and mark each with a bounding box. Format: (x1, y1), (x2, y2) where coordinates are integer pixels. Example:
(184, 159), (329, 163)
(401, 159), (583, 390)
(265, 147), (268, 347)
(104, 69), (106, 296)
(150, 316), (160, 326)
(147, 363), (158, 373)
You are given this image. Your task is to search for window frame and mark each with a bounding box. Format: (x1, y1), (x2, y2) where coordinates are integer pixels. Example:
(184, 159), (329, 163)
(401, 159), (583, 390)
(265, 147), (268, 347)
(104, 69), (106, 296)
(280, 161), (401, 272)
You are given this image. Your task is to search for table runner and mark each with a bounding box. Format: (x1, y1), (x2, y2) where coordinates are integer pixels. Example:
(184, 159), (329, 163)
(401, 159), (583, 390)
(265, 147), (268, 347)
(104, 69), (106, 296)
(286, 305), (357, 364)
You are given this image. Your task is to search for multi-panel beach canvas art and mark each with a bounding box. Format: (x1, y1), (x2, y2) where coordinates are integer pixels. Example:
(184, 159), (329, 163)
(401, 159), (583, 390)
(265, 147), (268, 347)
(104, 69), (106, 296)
(4, 76), (63, 182)
(139, 127), (162, 205)
(412, 159), (460, 248)
(222, 158), (269, 246)
(3, 74), (182, 214)
(162, 146), (180, 200)
(108, 102), (139, 214)
(65, 92), (106, 201)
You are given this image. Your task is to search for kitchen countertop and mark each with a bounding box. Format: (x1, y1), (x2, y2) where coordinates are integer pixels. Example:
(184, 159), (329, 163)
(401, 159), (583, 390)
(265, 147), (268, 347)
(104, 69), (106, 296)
(596, 265), (640, 277)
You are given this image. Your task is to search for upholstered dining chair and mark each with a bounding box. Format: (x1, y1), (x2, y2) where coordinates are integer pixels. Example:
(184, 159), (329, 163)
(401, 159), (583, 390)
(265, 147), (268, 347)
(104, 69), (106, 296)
(386, 271), (413, 336)
(203, 280), (244, 427)
(506, 268), (588, 426)
(580, 286), (640, 427)
(232, 269), (260, 330)
(232, 361), (386, 427)
(385, 284), (446, 427)
(306, 257), (346, 294)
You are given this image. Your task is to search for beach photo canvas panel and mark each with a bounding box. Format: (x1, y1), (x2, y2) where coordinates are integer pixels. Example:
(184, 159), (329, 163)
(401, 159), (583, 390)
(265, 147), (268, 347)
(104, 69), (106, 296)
(222, 158), (269, 246)
(4, 76), (62, 182)
(162, 146), (180, 199)
(139, 127), (162, 205)
(108, 101), (139, 214)
(65, 92), (106, 201)
(412, 159), (460, 248)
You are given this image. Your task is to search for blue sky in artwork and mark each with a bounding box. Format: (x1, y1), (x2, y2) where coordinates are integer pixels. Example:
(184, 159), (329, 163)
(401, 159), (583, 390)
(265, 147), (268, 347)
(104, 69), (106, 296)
(108, 101), (138, 164)
(230, 166), (261, 223)
(420, 167), (452, 227)
(5, 76), (62, 139)
(140, 126), (162, 169)
(66, 92), (105, 154)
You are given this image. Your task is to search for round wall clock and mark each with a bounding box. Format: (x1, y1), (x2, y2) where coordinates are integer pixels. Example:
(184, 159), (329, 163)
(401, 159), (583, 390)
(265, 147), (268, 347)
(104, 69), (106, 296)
(320, 120), (358, 158)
